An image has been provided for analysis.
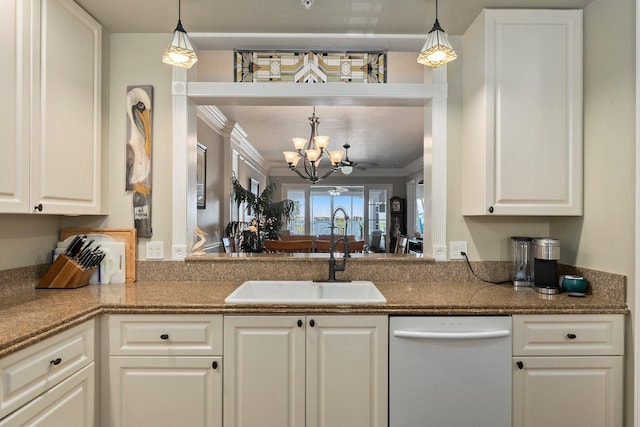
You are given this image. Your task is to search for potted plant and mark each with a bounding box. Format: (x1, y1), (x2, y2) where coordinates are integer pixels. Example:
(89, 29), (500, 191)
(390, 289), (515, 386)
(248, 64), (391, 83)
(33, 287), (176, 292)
(225, 175), (296, 252)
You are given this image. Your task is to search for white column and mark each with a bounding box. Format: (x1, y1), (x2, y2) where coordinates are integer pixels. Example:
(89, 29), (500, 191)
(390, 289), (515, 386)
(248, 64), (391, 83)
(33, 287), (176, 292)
(430, 66), (448, 261)
(171, 67), (197, 259)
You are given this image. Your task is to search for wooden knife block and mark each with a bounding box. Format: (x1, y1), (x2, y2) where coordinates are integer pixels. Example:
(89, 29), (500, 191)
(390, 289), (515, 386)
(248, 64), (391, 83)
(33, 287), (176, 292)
(37, 255), (97, 289)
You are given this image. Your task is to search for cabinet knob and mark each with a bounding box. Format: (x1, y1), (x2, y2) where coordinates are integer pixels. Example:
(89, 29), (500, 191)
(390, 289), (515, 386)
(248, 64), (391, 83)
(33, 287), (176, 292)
(212, 361), (218, 370)
(516, 361), (524, 370)
(50, 357), (62, 366)
(488, 206), (494, 213)
(297, 319), (303, 327)
(309, 319), (315, 327)
(567, 333), (577, 339)
(160, 334), (169, 340)
(34, 203), (43, 212)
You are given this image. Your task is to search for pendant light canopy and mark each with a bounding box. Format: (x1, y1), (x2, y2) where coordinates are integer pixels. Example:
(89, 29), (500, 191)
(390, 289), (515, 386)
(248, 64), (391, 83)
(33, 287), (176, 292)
(162, 0), (198, 68)
(417, 0), (457, 68)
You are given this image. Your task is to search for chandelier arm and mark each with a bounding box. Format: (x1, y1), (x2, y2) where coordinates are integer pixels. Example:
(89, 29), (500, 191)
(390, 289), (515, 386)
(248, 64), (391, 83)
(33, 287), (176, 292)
(318, 167), (338, 181)
(289, 166), (310, 180)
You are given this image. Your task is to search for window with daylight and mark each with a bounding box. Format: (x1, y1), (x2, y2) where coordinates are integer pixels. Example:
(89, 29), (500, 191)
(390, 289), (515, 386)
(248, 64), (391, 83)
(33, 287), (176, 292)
(283, 184), (391, 252)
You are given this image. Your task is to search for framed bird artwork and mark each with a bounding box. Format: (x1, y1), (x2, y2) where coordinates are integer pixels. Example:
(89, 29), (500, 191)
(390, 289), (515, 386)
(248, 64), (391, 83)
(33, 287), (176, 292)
(126, 85), (154, 238)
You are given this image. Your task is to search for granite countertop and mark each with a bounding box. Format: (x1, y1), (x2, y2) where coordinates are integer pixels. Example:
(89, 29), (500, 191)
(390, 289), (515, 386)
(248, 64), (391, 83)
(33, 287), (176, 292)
(0, 280), (627, 358)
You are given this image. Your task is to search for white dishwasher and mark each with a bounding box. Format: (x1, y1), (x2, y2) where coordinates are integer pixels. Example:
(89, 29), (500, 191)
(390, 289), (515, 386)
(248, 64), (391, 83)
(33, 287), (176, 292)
(389, 316), (512, 427)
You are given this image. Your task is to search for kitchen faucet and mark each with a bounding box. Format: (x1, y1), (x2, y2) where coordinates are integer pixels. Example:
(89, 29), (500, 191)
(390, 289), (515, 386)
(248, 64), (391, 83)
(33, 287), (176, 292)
(326, 207), (351, 282)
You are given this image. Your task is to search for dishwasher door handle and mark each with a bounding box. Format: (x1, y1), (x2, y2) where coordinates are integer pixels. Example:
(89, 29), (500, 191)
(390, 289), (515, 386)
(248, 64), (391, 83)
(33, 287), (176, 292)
(393, 330), (511, 340)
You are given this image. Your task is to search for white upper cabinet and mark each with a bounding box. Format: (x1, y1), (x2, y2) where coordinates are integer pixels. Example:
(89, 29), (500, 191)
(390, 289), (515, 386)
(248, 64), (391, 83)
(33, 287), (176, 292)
(0, 0), (102, 215)
(462, 9), (583, 216)
(0, 0), (31, 213)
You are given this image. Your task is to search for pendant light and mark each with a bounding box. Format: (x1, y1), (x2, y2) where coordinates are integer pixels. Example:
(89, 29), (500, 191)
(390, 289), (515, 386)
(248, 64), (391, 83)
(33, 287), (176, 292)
(162, 0), (198, 68)
(417, 0), (457, 68)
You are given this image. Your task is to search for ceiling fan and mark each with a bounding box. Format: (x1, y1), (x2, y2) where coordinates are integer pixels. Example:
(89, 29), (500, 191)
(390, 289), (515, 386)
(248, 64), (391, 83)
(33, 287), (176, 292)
(327, 186), (349, 196)
(340, 143), (379, 174)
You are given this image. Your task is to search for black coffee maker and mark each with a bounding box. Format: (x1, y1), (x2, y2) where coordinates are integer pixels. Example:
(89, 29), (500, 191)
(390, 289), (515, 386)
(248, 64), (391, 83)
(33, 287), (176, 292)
(533, 238), (561, 294)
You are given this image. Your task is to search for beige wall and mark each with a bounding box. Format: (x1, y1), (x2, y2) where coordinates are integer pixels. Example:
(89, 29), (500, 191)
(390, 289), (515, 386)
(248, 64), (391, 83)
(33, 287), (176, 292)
(197, 117), (225, 248)
(100, 34), (175, 258)
(62, 33), (176, 259)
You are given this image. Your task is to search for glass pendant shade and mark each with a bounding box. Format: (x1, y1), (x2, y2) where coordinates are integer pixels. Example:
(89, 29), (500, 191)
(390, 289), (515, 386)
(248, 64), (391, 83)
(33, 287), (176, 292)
(292, 138), (307, 150)
(417, 0), (457, 68)
(162, 18), (198, 68)
(283, 151), (300, 165)
(329, 150), (345, 165)
(341, 165), (354, 175)
(314, 135), (330, 150)
(306, 149), (321, 162)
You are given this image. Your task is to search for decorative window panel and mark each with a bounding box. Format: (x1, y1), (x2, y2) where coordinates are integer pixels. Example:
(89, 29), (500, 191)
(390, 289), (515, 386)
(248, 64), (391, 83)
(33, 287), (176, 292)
(235, 51), (386, 83)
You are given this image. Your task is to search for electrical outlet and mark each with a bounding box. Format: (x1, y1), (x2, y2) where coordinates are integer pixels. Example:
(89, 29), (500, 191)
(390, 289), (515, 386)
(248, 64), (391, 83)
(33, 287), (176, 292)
(449, 241), (467, 260)
(146, 241), (164, 260)
(172, 244), (187, 260)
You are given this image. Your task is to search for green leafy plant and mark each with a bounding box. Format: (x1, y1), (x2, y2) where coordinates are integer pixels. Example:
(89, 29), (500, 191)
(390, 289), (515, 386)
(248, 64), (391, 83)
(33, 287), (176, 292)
(225, 175), (297, 252)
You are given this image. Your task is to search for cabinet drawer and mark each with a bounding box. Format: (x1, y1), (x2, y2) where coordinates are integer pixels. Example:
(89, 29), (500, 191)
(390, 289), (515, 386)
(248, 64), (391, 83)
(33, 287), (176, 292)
(108, 315), (223, 356)
(0, 363), (94, 427)
(0, 320), (94, 420)
(513, 315), (624, 356)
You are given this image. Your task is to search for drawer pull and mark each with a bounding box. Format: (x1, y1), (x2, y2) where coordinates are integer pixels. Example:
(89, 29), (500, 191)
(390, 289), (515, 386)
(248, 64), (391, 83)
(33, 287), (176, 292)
(309, 319), (315, 327)
(567, 333), (577, 340)
(516, 361), (524, 370)
(297, 319), (303, 327)
(160, 334), (169, 340)
(212, 361), (218, 369)
(50, 358), (62, 366)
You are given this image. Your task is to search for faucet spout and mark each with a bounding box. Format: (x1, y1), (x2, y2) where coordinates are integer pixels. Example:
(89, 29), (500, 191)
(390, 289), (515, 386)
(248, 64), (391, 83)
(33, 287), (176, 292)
(327, 207), (351, 282)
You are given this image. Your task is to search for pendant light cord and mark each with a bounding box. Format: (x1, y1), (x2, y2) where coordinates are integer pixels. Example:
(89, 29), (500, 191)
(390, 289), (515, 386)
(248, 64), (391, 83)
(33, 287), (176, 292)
(461, 252), (511, 285)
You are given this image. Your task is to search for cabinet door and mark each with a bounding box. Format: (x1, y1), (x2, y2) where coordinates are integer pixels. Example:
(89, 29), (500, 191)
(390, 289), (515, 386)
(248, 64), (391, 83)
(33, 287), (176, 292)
(306, 315), (388, 427)
(223, 315), (305, 427)
(0, 363), (94, 427)
(31, 0), (102, 214)
(109, 356), (222, 427)
(513, 356), (623, 427)
(0, 0), (30, 213)
(463, 10), (582, 215)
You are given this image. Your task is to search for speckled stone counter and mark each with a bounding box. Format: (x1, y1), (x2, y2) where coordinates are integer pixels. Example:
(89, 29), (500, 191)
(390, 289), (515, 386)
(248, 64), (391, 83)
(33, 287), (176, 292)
(0, 254), (628, 358)
(0, 277), (627, 358)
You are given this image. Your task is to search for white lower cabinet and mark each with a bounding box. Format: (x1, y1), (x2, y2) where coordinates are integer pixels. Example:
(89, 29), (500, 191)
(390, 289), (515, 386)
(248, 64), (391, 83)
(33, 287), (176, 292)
(0, 363), (94, 427)
(109, 356), (221, 427)
(512, 315), (624, 427)
(0, 320), (95, 425)
(106, 314), (223, 427)
(223, 315), (388, 427)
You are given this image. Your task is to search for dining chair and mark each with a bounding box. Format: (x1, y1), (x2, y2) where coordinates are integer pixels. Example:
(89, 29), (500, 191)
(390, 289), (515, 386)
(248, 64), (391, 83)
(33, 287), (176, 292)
(222, 237), (236, 253)
(315, 239), (365, 253)
(264, 239), (313, 253)
(394, 236), (409, 254)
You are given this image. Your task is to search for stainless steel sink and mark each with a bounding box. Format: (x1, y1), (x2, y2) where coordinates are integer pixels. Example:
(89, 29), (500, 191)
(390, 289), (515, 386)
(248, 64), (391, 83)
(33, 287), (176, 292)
(224, 280), (387, 305)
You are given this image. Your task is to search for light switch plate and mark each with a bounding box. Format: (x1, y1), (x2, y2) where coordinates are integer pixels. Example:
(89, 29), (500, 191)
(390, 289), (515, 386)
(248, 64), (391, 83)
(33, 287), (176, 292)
(146, 241), (164, 259)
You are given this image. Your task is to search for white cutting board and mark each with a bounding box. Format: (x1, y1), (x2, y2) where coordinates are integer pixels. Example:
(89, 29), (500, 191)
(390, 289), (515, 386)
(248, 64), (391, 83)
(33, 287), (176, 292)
(55, 234), (126, 284)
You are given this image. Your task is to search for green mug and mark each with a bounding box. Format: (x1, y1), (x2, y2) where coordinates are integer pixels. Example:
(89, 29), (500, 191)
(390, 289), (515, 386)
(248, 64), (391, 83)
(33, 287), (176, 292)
(560, 275), (587, 293)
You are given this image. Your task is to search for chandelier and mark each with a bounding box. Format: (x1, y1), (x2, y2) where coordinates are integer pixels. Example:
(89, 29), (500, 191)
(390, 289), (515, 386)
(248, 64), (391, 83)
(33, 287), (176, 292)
(283, 108), (346, 184)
